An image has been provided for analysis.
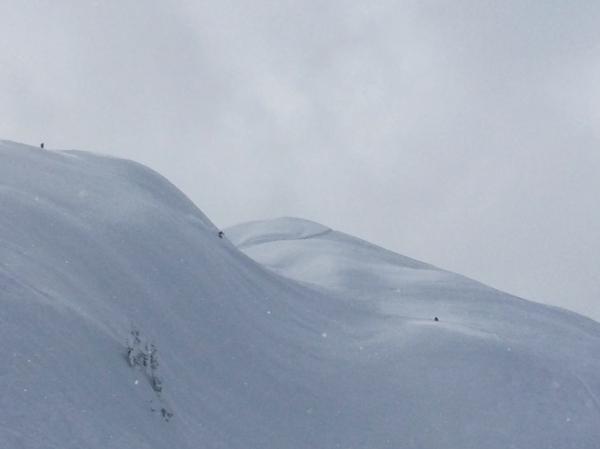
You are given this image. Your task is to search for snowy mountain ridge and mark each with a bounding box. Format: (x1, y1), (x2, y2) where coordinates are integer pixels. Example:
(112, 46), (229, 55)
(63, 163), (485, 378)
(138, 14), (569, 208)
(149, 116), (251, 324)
(2, 140), (600, 449)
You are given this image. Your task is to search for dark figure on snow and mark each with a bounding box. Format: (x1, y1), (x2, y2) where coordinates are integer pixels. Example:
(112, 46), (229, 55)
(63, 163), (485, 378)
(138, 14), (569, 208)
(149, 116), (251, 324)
(40, 142), (45, 149)
(434, 317), (439, 322)
(218, 231), (225, 239)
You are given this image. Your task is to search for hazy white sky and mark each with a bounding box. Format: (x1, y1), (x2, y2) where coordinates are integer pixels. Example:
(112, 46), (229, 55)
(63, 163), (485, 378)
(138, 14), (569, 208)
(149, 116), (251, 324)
(1, 0), (599, 319)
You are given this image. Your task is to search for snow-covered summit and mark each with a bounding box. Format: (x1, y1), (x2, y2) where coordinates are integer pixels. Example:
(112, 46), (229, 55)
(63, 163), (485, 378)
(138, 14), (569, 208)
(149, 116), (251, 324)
(2, 141), (600, 449)
(227, 216), (331, 248)
(227, 216), (439, 292)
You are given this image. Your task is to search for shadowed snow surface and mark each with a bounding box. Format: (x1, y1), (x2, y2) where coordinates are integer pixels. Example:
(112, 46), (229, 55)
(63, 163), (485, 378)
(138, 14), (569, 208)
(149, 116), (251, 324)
(2, 140), (600, 449)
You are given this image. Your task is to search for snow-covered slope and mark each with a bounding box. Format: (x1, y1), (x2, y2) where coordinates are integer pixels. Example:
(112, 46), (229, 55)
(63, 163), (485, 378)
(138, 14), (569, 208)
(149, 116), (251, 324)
(2, 141), (600, 449)
(228, 217), (600, 448)
(0, 141), (352, 449)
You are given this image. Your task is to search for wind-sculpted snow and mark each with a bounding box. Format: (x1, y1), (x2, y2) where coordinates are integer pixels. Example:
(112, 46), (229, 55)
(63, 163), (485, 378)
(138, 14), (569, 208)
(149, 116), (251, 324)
(2, 140), (600, 449)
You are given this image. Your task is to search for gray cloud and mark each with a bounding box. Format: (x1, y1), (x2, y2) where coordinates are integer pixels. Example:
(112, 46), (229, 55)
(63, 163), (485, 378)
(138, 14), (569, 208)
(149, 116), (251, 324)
(1, 0), (599, 319)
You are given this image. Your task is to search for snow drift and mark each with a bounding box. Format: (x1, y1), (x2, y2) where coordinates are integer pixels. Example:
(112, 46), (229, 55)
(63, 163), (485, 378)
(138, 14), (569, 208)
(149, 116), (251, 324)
(2, 140), (600, 449)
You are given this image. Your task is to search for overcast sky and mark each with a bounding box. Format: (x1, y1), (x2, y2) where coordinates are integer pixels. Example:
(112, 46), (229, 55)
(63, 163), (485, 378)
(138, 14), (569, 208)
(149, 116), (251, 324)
(1, 0), (599, 320)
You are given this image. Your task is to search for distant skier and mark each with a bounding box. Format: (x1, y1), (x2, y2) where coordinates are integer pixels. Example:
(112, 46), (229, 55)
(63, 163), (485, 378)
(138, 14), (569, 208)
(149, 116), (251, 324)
(40, 142), (45, 149)
(218, 231), (224, 239)
(434, 317), (439, 322)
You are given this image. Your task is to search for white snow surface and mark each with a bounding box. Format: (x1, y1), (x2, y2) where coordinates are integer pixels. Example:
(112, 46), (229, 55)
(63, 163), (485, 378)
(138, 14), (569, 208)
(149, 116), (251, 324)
(2, 140), (600, 449)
